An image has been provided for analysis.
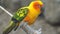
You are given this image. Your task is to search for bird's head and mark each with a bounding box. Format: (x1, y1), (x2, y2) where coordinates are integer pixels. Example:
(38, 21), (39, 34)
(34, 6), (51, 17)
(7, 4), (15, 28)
(29, 1), (44, 11)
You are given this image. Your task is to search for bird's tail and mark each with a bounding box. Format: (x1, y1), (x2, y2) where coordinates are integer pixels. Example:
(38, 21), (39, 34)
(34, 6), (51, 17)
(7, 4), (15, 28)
(3, 21), (17, 34)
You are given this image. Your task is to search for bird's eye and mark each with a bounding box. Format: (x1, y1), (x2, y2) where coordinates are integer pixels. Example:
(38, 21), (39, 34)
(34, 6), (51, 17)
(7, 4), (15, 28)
(36, 4), (40, 8)
(33, 3), (40, 9)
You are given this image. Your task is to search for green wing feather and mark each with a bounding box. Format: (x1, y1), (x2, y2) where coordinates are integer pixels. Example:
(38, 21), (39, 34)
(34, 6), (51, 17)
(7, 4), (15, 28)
(3, 8), (29, 34)
(13, 8), (28, 21)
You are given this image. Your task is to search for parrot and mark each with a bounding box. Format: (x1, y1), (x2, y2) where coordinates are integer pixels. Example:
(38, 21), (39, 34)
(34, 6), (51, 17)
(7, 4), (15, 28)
(3, 0), (44, 34)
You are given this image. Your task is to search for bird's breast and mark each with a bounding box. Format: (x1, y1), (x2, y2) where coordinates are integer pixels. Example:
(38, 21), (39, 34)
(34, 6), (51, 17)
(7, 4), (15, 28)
(24, 9), (40, 25)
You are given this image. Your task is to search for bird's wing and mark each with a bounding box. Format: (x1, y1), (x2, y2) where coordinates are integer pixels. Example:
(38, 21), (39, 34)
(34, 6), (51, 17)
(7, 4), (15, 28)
(12, 7), (29, 31)
(13, 7), (29, 22)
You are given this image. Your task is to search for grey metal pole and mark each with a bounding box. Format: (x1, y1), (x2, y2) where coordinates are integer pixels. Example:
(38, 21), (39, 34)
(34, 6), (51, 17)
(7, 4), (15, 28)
(20, 22), (42, 34)
(0, 6), (13, 17)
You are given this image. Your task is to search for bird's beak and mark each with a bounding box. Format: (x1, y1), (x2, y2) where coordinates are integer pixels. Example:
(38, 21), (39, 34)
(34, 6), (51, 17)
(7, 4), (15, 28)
(39, 6), (45, 17)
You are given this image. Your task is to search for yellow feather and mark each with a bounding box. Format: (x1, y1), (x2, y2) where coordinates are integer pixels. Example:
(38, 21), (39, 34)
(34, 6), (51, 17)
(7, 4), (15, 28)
(23, 1), (43, 25)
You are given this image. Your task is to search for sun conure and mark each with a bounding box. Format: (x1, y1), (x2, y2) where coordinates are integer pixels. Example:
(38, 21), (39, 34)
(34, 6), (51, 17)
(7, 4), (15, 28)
(3, 0), (44, 34)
